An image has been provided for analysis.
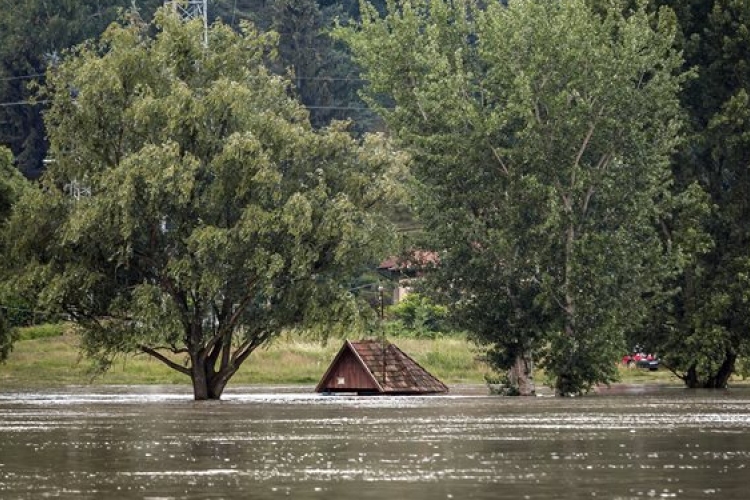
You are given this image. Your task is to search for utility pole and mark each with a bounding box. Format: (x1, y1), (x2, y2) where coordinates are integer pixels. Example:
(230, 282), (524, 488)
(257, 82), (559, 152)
(379, 285), (386, 385)
(165, 0), (208, 47)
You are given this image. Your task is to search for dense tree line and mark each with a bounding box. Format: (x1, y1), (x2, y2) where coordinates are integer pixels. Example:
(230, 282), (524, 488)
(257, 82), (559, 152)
(1, 0), (750, 396)
(0, 0), (380, 178)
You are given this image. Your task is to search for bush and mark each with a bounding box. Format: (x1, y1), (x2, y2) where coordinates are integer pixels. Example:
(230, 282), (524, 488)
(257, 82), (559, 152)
(386, 293), (448, 338)
(17, 323), (68, 341)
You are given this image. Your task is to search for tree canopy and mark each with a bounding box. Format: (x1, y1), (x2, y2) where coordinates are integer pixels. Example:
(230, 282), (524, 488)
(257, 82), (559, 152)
(4, 8), (406, 399)
(337, 0), (686, 395)
(639, 0), (750, 387)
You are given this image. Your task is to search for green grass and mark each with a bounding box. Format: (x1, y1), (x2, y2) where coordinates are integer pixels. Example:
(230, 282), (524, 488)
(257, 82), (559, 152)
(617, 365), (682, 384)
(17, 323), (67, 341)
(0, 327), (492, 388)
(4, 325), (742, 390)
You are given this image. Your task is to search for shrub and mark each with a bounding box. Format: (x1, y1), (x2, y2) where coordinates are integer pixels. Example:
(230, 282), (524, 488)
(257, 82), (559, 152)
(387, 293), (448, 338)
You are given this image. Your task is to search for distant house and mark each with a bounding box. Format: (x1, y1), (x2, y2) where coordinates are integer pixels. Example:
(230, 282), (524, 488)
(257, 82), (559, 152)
(377, 250), (439, 303)
(315, 339), (449, 395)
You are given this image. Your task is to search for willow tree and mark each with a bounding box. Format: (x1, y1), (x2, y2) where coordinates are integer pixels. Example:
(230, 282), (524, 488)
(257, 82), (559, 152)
(5, 8), (405, 400)
(337, 0), (685, 395)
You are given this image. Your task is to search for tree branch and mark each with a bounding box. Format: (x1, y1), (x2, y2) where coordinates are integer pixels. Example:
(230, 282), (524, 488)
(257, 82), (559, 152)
(231, 330), (272, 366)
(571, 121), (596, 190)
(491, 146), (510, 176)
(414, 92), (429, 122)
(660, 218), (673, 253)
(232, 334), (266, 366)
(137, 344), (190, 355)
(138, 344), (191, 375)
(580, 186), (596, 218)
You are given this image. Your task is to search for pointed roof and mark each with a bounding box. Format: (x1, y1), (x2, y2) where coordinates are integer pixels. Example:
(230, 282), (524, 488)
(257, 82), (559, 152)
(315, 339), (449, 394)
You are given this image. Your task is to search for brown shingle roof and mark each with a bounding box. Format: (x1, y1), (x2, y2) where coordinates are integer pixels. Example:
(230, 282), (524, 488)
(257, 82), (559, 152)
(316, 339), (449, 394)
(377, 250), (440, 272)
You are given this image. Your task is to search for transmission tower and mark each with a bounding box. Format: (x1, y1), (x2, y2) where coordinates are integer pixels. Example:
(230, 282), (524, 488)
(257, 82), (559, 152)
(165, 1), (208, 46)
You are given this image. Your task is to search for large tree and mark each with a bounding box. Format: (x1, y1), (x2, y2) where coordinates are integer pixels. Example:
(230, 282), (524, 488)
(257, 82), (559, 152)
(5, 8), (405, 399)
(636, 0), (750, 388)
(337, 0), (685, 395)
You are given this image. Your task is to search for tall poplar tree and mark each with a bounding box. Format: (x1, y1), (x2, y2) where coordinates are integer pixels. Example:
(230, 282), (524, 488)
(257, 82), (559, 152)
(641, 0), (750, 387)
(337, 0), (685, 394)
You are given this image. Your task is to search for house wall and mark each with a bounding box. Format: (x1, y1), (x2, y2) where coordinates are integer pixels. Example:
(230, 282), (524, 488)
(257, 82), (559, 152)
(392, 279), (414, 304)
(319, 350), (379, 393)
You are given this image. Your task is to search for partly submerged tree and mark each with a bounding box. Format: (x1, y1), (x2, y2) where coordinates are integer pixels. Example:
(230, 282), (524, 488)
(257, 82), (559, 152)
(337, 0), (685, 395)
(636, 0), (750, 388)
(5, 8), (405, 399)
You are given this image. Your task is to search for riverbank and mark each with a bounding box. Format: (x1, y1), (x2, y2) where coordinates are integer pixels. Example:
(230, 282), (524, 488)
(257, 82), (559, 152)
(0, 326), (489, 388)
(0, 324), (693, 389)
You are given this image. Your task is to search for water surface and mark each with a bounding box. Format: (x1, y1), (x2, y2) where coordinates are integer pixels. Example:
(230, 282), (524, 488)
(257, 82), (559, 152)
(1, 385), (749, 499)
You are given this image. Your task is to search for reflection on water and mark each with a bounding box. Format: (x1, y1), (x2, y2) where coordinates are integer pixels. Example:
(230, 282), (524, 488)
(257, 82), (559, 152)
(1, 385), (750, 499)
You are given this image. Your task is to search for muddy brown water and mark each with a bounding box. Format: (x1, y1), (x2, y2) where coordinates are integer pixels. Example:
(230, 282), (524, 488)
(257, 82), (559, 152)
(1, 384), (750, 499)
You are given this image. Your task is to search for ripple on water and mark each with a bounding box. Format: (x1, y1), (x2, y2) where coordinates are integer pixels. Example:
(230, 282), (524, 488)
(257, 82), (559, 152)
(2, 387), (750, 499)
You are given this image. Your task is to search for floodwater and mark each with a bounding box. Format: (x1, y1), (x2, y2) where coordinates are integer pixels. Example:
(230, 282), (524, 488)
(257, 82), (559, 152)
(1, 385), (750, 499)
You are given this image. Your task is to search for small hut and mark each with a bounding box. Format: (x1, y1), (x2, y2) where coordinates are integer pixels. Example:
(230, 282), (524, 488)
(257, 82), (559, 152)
(315, 339), (449, 395)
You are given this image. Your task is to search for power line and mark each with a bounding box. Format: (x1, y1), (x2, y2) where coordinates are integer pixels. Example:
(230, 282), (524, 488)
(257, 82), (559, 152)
(1, 71), (368, 84)
(0, 73), (45, 82)
(0, 99), (49, 108)
(0, 100), (388, 112)
(293, 76), (368, 83)
(306, 105), (379, 111)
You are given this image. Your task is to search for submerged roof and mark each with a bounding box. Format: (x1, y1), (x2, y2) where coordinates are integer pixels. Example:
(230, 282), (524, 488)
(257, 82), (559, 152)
(315, 339), (449, 394)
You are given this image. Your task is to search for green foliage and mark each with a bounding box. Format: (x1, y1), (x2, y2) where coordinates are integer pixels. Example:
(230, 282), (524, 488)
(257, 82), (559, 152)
(0, 310), (16, 363)
(5, 8), (406, 399)
(640, 0), (750, 388)
(386, 293), (447, 338)
(0, 0), (385, 179)
(0, 0), (162, 177)
(269, 0), (379, 131)
(0, 295), (39, 328)
(337, 0), (685, 395)
(0, 146), (26, 221)
(0, 145), (31, 362)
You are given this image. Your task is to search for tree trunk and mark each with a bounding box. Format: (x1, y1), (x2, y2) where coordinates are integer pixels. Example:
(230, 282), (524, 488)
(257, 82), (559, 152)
(709, 352), (736, 389)
(191, 355), (224, 400)
(682, 351), (736, 389)
(683, 365), (699, 389)
(507, 351), (535, 396)
(556, 223), (577, 397)
(555, 373), (575, 397)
